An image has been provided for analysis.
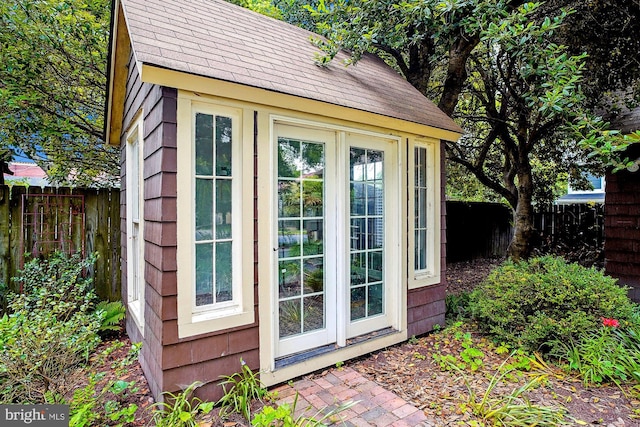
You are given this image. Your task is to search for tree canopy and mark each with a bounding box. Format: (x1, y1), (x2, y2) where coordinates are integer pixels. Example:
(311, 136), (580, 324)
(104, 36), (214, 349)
(295, 0), (636, 259)
(0, 0), (116, 187)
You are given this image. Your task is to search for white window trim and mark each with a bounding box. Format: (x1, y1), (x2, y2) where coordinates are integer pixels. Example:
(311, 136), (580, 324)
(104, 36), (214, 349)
(408, 138), (441, 289)
(176, 93), (254, 338)
(125, 111), (145, 335)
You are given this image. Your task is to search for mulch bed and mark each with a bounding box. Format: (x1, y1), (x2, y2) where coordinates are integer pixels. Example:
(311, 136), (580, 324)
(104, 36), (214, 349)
(352, 324), (640, 426)
(87, 259), (640, 426)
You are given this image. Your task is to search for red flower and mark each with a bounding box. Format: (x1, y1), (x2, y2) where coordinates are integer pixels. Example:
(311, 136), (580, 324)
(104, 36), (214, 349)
(601, 317), (620, 328)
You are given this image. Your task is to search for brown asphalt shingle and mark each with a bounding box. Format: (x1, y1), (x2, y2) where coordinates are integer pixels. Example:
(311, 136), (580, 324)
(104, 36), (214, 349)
(120, 0), (462, 134)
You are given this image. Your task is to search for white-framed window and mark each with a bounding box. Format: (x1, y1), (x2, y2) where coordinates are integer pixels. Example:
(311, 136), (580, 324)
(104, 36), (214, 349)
(568, 173), (605, 194)
(176, 94), (254, 338)
(409, 139), (440, 288)
(126, 112), (144, 334)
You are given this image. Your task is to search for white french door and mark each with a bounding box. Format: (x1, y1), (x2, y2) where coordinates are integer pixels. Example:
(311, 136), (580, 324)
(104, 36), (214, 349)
(273, 124), (399, 359)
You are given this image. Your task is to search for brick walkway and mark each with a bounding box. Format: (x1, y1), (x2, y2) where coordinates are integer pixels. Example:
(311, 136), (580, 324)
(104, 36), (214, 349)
(272, 366), (433, 426)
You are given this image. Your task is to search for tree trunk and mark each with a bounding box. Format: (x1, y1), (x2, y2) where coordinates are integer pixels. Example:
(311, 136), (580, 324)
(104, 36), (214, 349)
(507, 166), (535, 261)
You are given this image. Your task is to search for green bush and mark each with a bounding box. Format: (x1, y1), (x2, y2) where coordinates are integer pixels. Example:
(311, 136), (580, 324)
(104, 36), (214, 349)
(468, 256), (636, 353)
(0, 252), (104, 403)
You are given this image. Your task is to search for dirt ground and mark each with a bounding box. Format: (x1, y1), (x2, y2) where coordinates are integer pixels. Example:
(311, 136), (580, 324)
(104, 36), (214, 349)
(87, 258), (640, 426)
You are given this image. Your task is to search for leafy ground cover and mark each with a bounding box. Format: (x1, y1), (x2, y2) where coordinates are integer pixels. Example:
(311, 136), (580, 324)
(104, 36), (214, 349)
(7, 256), (640, 426)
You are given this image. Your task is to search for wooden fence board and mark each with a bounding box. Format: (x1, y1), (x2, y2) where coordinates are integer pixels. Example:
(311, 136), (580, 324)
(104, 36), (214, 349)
(0, 185), (121, 300)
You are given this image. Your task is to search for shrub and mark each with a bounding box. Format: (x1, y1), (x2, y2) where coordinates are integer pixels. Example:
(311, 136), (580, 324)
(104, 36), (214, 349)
(0, 252), (104, 403)
(445, 291), (471, 321)
(468, 256), (636, 353)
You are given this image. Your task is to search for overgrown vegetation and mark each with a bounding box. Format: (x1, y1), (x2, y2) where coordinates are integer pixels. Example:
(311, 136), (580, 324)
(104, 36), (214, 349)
(150, 381), (214, 427)
(217, 359), (270, 420)
(553, 316), (640, 386)
(0, 252), (126, 407)
(469, 256), (636, 353)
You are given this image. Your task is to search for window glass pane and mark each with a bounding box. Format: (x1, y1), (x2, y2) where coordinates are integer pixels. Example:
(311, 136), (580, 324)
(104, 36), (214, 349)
(130, 137), (140, 221)
(195, 179), (213, 241)
(195, 243), (213, 306)
(416, 230), (427, 270)
(193, 111), (236, 311)
(216, 179), (232, 239)
(195, 113), (214, 175)
(415, 147), (428, 272)
(418, 188), (427, 228)
(215, 116), (232, 176)
(216, 241), (233, 302)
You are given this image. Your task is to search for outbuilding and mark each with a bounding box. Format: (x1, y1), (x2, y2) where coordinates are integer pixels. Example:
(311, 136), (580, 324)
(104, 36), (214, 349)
(105, 0), (462, 400)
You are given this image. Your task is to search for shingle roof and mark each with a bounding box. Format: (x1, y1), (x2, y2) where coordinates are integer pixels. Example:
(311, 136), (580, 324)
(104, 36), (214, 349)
(119, 0), (461, 134)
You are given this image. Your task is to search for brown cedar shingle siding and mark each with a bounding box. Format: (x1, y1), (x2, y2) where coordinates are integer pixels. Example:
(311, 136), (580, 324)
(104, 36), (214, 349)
(120, 0), (461, 134)
(124, 82), (260, 402)
(605, 143), (640, 301)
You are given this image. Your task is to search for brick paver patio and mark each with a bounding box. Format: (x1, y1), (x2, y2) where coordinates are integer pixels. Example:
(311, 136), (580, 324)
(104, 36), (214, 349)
(272, 366), (434, 426)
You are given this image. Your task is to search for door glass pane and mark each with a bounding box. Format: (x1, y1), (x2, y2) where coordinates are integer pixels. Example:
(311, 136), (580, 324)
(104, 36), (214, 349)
(277, 138), (326, 339)
(279, 300), (301, 337)
(278, 181), (301, 218)
(279, 260), (301, 299)
(278, 139), (301, 178)
(350, 147), (385, 321)
(304, 295), (324, 331)
(303, 219), (323, 256)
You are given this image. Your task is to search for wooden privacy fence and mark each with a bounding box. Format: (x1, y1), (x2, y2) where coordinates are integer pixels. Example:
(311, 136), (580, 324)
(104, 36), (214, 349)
(0, 185), (121, 301)
(533, 203), (604, 266)
(446, 201), (514, 262)
(446, 201), (605, 264)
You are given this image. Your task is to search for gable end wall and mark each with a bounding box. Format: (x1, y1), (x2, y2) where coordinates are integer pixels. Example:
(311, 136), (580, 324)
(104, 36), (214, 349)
(120, 52), (259, 402)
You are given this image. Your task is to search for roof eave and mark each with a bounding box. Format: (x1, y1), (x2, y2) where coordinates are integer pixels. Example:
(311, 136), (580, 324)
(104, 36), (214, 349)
(139, 64), (463, 141)
(105, 1), (134, 146)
